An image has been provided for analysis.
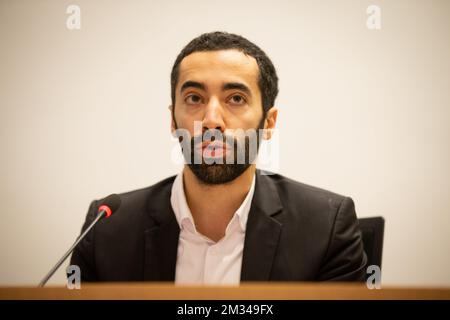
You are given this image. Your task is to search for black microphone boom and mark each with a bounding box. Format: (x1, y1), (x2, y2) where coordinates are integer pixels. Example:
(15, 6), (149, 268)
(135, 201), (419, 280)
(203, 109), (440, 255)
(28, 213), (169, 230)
(38, 194), (121, 287)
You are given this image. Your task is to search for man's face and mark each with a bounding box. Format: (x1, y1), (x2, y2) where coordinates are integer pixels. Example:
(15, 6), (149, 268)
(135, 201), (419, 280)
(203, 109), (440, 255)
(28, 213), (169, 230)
(171, 49), (269, 184)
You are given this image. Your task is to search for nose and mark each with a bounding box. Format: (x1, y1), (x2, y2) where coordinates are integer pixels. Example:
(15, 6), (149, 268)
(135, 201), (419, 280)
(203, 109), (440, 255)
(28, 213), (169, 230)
(202, 96), (225, 132)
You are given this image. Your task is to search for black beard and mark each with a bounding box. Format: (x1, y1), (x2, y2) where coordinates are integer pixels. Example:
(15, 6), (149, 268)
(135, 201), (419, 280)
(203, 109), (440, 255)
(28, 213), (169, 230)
(189, 162), (250, 185)
(175, 117), (266, 185)
(186, 133), (259, 185)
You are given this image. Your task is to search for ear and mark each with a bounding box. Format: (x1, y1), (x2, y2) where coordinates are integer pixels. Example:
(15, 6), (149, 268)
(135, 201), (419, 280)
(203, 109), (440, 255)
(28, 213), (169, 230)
(169, 105), (177, 135)
(262, 107), (278, 140)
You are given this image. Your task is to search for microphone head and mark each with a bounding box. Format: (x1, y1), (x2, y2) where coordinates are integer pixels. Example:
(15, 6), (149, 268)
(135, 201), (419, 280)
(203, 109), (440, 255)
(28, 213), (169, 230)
(98, 194), (121, 218)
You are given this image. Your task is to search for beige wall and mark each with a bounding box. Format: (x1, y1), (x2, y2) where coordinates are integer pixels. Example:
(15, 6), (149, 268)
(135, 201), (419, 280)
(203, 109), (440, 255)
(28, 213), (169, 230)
(0, 0), (449, 286)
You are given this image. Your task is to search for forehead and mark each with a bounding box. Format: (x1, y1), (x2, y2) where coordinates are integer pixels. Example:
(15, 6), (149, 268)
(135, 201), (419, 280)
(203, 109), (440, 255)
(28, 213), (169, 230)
(177, 49), (259, 91)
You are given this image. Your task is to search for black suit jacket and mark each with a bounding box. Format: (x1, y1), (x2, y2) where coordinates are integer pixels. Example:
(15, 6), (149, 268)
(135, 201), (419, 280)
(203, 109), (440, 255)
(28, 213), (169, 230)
(70, 170), (367, 282)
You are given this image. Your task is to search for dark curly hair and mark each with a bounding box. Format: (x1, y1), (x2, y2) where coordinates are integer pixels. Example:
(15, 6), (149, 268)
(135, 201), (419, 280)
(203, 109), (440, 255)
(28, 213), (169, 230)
(170, 31), (279, 116)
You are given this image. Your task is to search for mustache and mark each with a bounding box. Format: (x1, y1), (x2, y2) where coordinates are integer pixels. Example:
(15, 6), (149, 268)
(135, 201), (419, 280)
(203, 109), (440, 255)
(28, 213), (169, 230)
(192, 139), (234, 150)
(176, 127), (261, 165)
(191, 129), (242, 149)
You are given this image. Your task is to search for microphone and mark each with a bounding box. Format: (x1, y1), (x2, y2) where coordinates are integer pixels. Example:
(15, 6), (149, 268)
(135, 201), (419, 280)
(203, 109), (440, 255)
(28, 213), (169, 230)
(38, 194), (121, 287)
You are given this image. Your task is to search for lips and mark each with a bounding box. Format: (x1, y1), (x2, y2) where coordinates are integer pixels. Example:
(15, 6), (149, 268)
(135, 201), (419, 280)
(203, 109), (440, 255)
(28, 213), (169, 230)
(201, 141), (226, 150)
(197, 141), (229, 158)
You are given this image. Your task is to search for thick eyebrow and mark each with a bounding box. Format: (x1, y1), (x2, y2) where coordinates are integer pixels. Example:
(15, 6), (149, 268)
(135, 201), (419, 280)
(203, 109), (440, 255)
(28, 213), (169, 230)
(222, 82), (252, 97)
(180, 81), (205, 93)
(180, 80), (252, 97)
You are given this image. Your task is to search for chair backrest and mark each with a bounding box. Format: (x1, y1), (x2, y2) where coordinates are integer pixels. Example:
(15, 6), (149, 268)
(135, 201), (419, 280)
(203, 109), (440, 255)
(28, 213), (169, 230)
(358, 217), (385, 271)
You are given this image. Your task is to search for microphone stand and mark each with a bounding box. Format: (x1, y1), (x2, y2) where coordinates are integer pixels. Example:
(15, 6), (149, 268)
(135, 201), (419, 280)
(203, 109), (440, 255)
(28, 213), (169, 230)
(38, 210), (106, 287)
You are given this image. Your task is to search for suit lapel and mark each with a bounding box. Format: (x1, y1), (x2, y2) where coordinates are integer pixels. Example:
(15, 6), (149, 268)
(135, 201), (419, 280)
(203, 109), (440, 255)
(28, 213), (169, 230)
(241, 170), (284, 281)
(143, 178), (180, 281)
(141, 171), (284, 282)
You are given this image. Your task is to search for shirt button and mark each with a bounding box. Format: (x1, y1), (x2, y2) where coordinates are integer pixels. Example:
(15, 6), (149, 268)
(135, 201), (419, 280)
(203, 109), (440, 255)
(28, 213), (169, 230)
(208, 245), (219, 255)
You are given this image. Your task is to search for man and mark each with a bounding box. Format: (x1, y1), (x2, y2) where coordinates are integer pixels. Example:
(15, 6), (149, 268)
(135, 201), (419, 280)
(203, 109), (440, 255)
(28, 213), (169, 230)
(70, 31), (367, 283)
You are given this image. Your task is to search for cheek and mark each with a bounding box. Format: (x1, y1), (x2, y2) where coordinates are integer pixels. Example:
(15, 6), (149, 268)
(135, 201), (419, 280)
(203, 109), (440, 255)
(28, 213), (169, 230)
(173, 112), (201, 137)
(227, 110), (263, 130)
(230, 98), (264, 129)
(173, 106), (190, 128)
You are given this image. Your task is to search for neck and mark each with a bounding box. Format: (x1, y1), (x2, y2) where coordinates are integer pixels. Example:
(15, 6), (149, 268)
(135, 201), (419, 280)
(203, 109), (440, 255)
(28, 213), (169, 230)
(182, 165), (256, 242)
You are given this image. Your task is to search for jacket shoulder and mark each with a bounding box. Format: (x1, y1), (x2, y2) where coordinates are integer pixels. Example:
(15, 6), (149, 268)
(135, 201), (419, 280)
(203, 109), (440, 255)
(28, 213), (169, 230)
(260, 171), (347, 211)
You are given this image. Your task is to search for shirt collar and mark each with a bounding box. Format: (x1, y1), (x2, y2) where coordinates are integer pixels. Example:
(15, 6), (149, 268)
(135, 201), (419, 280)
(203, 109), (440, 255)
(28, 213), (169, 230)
(170, 170), (256, 233)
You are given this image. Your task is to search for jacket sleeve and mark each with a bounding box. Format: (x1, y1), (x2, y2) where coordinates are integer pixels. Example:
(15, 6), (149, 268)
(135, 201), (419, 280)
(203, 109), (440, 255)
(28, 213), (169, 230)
(69, 200), (99, 281)
(317, 197), (368, 281)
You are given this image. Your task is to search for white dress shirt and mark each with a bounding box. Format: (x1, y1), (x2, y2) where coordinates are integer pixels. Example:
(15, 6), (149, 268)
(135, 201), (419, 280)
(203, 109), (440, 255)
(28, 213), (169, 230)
(170, 171), (256, 285)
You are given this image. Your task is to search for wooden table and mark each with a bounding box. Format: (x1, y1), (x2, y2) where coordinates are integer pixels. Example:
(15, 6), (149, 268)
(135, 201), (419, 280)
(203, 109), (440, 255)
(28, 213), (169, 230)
(1, 282), (449, 300)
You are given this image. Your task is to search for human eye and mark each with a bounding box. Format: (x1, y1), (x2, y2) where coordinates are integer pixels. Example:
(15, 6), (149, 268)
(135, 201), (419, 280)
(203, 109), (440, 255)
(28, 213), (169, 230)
(185, 94), (203, 105)
(227, 94), (247, 106)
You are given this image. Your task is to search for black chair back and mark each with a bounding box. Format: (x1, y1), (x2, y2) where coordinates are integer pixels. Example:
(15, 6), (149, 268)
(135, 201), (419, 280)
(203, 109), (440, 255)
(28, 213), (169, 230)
(358, 217), (385, 270)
